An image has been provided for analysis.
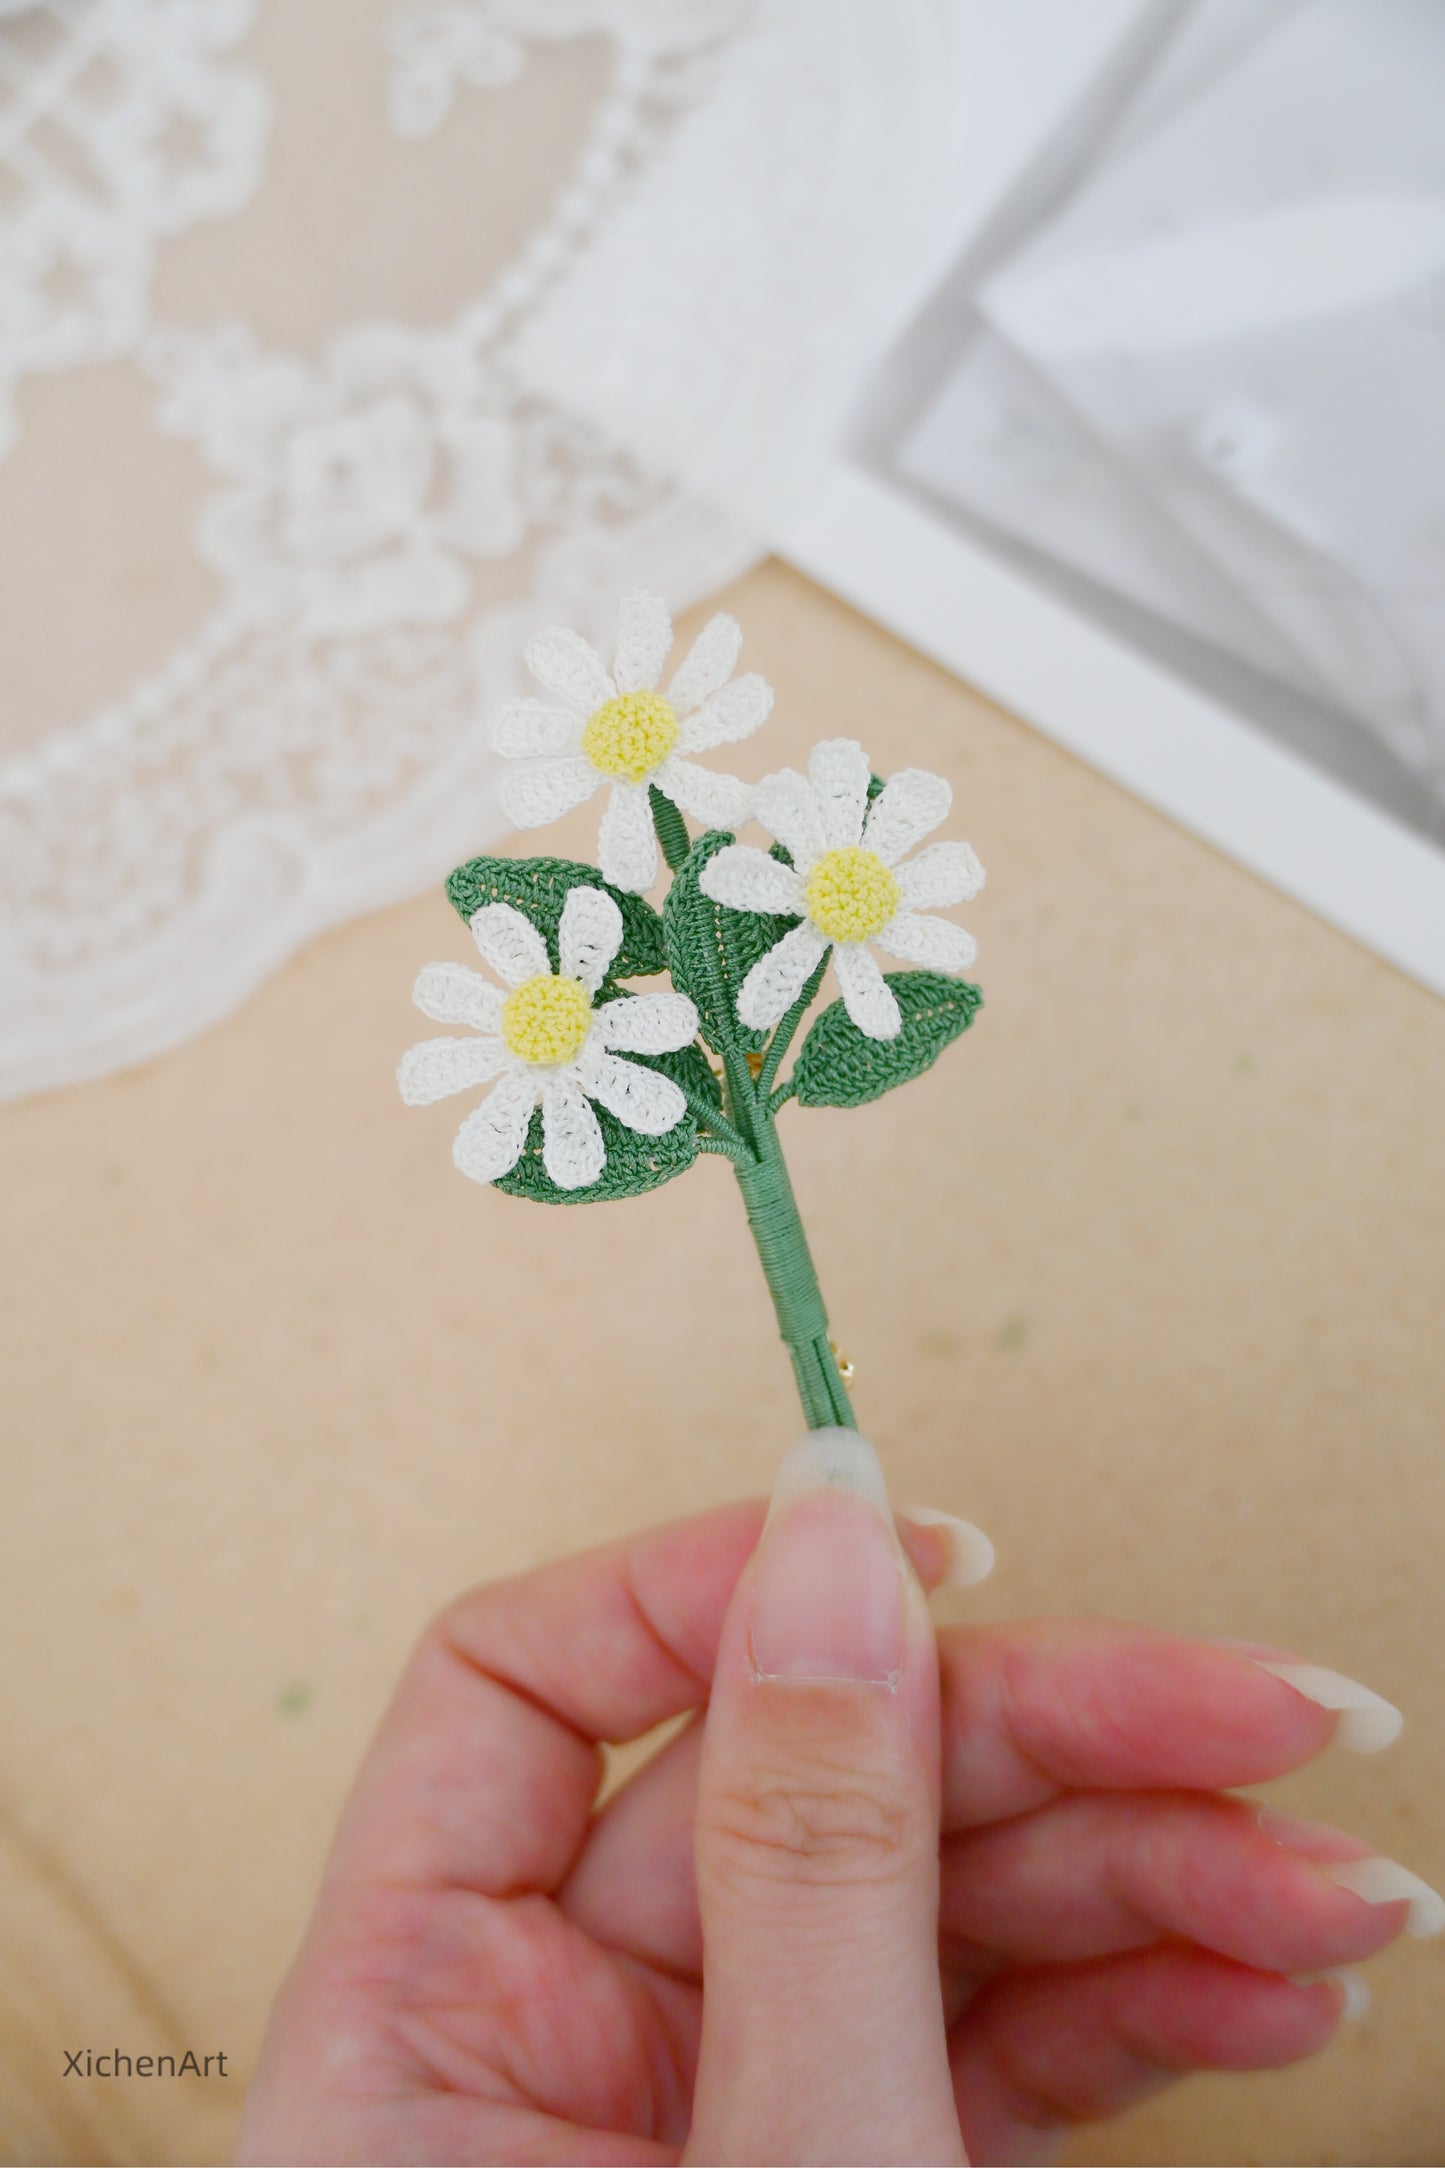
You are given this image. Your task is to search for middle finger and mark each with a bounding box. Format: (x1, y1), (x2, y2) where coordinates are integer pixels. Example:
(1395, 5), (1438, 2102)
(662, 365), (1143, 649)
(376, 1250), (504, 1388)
(559, 1616), (1366, 1966)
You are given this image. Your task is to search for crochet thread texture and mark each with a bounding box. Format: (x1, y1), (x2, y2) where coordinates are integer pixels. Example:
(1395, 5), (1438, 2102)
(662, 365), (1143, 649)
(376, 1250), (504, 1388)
(403, 608), (987, 1429)
(446, 854), (665, 981)
(795, 971), (982, 1109)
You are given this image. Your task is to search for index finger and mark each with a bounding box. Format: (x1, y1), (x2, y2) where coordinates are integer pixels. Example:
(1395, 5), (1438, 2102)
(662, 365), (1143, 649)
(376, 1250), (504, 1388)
(324, 1497), (768, 1900)
(321, 1494), (957, 1903)
(558, 1619), (1377, 1979)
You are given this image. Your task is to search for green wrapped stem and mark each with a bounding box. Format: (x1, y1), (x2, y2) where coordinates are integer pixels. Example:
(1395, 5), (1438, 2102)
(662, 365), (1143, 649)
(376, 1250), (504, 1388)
(733, 1117), (856, 1432)
(649, 794), (855, 1432)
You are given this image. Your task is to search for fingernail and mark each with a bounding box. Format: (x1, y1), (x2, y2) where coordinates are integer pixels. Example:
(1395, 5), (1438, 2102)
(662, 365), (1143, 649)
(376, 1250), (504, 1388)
(1262, 1813), (1445, 1941)
(751, 1429), (908, 1686)
(1321, 1858), (1445, 1940)
(1242, 1658), (1404, 1752)
(900, 1505), (996, 1587)
(1292, 1969), (1371, 2022)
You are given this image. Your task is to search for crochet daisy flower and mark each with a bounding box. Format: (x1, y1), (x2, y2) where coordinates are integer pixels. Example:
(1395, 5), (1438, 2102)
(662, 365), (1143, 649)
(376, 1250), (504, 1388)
(699, 738), (983, 1042)
(398, 885), (700, 1191)
(493, 587), (772, 893)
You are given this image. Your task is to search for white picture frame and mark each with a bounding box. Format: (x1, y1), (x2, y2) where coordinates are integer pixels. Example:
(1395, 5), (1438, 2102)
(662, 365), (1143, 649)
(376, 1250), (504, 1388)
(781, 461), (1445, 997)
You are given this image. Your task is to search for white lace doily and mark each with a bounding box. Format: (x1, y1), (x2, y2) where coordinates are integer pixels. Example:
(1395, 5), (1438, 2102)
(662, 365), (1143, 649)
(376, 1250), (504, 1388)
(0, 0), (977, 1100)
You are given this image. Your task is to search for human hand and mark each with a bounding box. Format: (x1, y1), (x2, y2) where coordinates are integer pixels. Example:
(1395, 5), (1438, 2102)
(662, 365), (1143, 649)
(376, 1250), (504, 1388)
(238, 1430), (1439, 2165)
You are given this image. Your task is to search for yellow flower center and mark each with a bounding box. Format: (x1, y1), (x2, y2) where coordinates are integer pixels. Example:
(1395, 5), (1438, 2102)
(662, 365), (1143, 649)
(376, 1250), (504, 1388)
(804, 846), (901, 943)
(580, 691), (678, 783)
(500, 973), (592, 1067)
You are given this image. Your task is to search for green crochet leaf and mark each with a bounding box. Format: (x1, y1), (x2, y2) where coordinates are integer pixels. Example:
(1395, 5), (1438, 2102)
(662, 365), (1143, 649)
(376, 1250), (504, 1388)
(445, 856), (666, 982)
(491, 1100), (698, 1206)
(794, 971), (982, 1109)
(664, 829), (797, 1056)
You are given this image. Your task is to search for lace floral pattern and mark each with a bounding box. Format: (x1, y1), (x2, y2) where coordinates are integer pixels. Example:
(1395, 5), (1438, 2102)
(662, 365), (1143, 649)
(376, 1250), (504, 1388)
(146, 323), (616, 636)
(0, 0), (758, 1098)
(1, 0), (973, 1101)
(0, 0), (271, 455)
(384, 0), (746, 136)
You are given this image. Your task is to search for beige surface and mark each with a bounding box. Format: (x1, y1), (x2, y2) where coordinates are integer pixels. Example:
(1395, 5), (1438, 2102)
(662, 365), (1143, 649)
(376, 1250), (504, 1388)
(3, 563), (1444, 2165)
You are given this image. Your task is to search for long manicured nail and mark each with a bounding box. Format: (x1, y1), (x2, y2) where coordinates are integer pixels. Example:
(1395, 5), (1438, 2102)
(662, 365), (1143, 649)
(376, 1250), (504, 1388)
(1321, 1858), (1445, 1939)
(751, 1429), (908, 1687)
(899, 1505), (995, 1587)
(1293, 1970), (1371, 2021)
(1242, 1657), (1404, 1752)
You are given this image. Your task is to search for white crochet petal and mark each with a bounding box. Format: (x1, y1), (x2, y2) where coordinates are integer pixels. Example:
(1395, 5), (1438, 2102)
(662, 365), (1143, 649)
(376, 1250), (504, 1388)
(654, 756), (750, 830)
(411, 960), (505, 1033)
(540, 1071), (606, 1190)
(597, 783), (658, 893)
(808, 737), (872, 850)
(452, 1069), (537, 1184)
(895, 839), (985, 909)
(558, 883), (623, 994)
(698, 843), (806, 917)
(737, 921), (828, 1029)
(491, 700), (584, 758)
(524, 625), (614, 713)
(833, 943), (902, 1040)
(873, 908), (978, 973)
(499, 756), (601, 830)
(594, 990), (699, 1054)
(613, 588), (673, 694)
(752, 767), (827, 873)
(587, 1051), (688, 1137)
(666, 610), (742, 713)
(676, 672), (773, 752)
(468, 902), (550, 988)
(397, 1034), (508, 1106)
(863, 767), (952, 865)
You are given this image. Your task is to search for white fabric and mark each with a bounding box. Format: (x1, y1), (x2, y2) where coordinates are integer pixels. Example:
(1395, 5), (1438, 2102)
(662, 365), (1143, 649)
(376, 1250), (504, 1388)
(1, 0), (980, 1100)
(0, 0), (271, 457)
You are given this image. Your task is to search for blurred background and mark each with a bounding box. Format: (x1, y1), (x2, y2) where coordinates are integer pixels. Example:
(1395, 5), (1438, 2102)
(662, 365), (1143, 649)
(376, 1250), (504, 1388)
(1, 4), (1442, 2162)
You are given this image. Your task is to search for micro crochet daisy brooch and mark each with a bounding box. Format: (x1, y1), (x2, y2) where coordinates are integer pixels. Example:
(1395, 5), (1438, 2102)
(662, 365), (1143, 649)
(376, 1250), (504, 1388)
(399, 590), (984, 1429)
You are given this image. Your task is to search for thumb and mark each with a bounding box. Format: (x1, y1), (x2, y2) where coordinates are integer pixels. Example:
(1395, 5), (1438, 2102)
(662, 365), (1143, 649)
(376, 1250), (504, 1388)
(686, 1429), (964, 2166)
